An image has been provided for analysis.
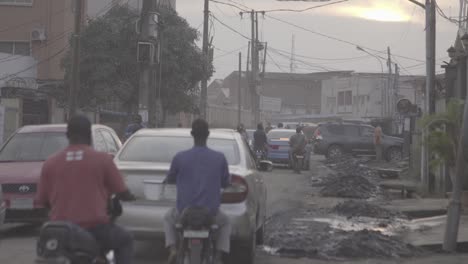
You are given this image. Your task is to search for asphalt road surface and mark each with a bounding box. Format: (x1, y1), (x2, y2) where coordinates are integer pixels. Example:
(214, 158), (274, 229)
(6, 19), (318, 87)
(0, 166), (311, 264)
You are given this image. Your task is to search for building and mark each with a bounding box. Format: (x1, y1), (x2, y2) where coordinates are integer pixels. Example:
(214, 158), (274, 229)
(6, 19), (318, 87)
(87, 0), (176, 17)
(223, 71), (352, 116)
(320, 73), (425, 119)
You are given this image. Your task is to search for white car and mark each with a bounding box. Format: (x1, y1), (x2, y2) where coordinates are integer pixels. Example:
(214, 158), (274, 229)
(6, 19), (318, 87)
(114, 128), (268, 264)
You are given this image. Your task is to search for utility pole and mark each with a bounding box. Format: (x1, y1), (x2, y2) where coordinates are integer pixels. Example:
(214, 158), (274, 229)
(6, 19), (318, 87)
(393, 63), (400, 133)
(387, 47), (393, 117)
(421, 0), (436, 191)
(200, 0), (210, 119)
(68, 0), (83, 119)
(246, 41), (250, 74)
(250, 11), (257, 127)
(238, 52), (242, 125)
(138, 0), (159, 128)
(290, 34), (296, 73)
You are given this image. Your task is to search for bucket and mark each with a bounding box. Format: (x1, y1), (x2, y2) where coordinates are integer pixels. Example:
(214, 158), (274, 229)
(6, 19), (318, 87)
(143, 180), (165, 200)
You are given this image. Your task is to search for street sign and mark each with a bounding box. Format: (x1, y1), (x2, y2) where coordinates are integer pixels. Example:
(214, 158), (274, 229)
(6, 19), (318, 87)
(260, 96), (281, 112)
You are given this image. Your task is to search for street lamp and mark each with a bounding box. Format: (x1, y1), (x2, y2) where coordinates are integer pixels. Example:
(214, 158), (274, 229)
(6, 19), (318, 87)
(356, 46), (386, 116)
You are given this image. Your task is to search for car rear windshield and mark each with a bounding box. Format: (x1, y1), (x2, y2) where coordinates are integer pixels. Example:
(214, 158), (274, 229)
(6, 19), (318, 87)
(268, 130), (295, 139)
(118, 136), (240, 165)
(0, 132), (68, 162)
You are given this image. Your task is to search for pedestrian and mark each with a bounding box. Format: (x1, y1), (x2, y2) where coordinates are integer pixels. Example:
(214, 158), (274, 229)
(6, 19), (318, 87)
(277, 123), (284, 128)
(374, 125), (383, 161)
(124, 114), (145, 140)
(265, 122), (273, 133)
(237, 123), (249, 142)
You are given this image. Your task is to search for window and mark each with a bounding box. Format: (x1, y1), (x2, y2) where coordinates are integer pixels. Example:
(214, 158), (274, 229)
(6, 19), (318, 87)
(0, 41), (30, 55)
(0, 132), (67, 161)
(267, 130), (296, 139)
(361, 126), (375, 137)
(343, 125), (360, 137)
(326, 124), (344, 135)
(0, 0), (33, 6)
(101, 130), (119, 154)
(93, 131), (107, 152)
(337, 90), (353, 113)
(119, 136), (240, 165)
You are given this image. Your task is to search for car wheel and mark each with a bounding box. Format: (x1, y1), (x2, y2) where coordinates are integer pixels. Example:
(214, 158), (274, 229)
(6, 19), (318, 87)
(387, 147), (402, 162)
(327, 145), (343, 159)
(229, 232), (256, 264)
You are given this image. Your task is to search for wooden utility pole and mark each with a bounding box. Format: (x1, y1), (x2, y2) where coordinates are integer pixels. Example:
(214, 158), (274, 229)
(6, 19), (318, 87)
(387, 47), (393, 116)
(250, 11), (257, 126)
(68, 0), (83, 118)
(200, 0), (210, 119)
(238, 52), (242, 125)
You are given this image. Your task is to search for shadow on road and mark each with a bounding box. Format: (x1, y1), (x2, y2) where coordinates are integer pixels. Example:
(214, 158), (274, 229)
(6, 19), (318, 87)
(0, 224), (40, 239)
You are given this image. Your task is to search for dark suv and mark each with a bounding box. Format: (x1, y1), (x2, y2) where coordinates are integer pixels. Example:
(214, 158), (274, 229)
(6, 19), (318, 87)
(313, 122), (404, 161)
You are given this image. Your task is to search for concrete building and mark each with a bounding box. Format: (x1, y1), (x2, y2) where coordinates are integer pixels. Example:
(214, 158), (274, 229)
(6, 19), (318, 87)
(320, 73), (425, 119)
(223, 71), (352, 116)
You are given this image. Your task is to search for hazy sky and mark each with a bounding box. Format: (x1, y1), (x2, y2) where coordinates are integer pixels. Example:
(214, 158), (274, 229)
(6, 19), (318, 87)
(175, 0), (459, 79)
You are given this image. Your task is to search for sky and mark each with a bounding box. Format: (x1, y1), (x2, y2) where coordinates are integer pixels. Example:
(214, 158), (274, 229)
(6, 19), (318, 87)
(174, 0), (459, 79)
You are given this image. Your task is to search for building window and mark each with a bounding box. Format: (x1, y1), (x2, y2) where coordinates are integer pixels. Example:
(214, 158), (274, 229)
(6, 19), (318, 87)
(0, 0), (33, 6)
(0, 41), (31, 56)
(337, 90), (352, 113)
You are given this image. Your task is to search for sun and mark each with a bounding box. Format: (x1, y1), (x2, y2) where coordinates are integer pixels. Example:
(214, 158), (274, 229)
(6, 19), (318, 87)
(337, 5), (411, 22)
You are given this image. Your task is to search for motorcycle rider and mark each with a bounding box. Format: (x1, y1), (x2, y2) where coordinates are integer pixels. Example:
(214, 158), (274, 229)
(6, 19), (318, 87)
(163, 119), (232, 263)
(289, 126), (307, 173)
(253, 123), (268, 158)
(124, 114), (145, 140)
(36, 115), (136, 264)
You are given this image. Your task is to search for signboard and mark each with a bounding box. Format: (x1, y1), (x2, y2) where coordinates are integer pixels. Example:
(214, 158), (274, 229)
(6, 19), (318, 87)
(0, 105), (4, 145)
(260, 96), (282, 112)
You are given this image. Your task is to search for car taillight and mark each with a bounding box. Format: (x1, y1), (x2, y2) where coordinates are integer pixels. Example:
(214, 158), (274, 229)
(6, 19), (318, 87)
(269, 144), (279, 150)
(222, 175), (248, 204)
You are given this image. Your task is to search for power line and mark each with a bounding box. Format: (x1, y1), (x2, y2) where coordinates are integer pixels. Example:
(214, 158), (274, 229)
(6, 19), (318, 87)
(261, 0), (349, 13)
(214, 45), (248, 59)
(269, 46), (373, 62)
(211, 14), (250, 40)
(266, 51), (288, 73)
(210, 0), (247, 11)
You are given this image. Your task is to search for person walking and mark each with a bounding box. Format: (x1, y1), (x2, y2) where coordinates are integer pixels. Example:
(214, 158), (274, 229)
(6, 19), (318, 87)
(374, 125), (383, 161)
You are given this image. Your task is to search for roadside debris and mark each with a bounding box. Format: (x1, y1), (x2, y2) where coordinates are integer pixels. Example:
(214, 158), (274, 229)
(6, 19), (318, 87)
(320, 174), (377, 199)
(332, 200), (403, 219)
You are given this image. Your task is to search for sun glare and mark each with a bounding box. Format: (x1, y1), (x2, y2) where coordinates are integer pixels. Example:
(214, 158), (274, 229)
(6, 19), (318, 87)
(338, 5), (410, 22)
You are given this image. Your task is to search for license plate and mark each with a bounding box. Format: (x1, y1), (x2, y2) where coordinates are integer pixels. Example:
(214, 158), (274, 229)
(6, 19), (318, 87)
(10, 198), (34, 209)
(183, 230), (209, 238)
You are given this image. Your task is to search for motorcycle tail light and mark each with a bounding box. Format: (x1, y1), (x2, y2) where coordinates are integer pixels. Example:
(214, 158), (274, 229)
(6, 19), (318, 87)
(222, 175), (248, 204)
(269, 145), (279, 150)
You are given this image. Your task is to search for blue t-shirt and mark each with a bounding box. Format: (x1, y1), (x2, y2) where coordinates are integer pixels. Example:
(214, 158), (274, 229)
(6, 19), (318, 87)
(167, 146), (231, 215)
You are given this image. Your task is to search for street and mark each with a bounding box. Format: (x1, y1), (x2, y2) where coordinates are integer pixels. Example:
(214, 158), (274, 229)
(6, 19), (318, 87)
(0, 165), (311, 264)
(1, 157), (468, 264)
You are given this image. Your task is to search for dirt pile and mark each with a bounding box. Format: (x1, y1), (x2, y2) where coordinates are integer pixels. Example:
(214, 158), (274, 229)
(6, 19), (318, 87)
(332, 200), (402, 219)
(320, 175), (377, 199)
(325, 155), (377, 179)
(321, 230), (422, 259)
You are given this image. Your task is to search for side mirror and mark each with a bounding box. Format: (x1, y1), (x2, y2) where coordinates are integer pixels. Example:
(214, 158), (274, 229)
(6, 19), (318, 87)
(258, 160), (273, 172)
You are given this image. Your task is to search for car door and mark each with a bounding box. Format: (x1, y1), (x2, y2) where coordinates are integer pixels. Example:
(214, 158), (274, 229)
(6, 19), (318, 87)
(343, 125), (362, 154)
(100, 129), (120, 156)
(92, 129), (108, 153)
(244, 140), (266, 228)
(358, 126), (376, 155)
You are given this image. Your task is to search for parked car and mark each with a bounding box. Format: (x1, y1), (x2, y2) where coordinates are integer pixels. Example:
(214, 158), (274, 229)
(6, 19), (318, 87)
(313, 122), (404, 161)
(0, 185), (5, 227)
(114, 128), (268, 264)
(0, 124), (122, 224)
(266, 129), (297, 166)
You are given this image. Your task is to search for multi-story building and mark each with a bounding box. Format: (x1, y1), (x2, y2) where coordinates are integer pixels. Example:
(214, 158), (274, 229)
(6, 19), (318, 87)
(87, 0), (176, 17)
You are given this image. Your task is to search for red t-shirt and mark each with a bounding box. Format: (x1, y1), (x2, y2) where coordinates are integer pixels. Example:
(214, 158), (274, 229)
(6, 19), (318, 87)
(36, 145), (127, 228)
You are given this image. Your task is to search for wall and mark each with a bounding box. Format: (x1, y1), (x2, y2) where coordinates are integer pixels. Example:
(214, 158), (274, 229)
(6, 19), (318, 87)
(0, 98), (21, 142)
(0, 0), (75, 81)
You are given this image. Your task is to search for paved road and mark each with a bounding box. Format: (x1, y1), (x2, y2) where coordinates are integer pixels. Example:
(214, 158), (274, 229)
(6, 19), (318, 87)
(0, 166), (311, 264)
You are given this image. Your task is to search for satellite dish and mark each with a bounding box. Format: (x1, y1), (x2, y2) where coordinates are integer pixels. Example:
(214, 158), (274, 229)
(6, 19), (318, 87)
(397, 99), (412, 114)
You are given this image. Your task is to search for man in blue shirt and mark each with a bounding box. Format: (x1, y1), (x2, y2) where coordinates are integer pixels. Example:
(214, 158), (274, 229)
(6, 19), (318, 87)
(124, 115), (145, 140)
(163, 119), (231, 263)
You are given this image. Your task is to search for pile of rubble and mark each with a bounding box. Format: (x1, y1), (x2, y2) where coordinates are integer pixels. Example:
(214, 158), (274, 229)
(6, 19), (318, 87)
(324, 155), (378, 179)
(332, 200), (403, 219)
(320, 174), (377, 199)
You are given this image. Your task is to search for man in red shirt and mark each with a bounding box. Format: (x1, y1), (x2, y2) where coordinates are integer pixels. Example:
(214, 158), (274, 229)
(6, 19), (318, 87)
(37, 115), (135, 264)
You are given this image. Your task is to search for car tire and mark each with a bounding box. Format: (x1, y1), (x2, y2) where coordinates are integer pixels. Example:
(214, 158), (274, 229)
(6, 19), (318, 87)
(229, 232), (256, 264)
(386, 147), (402, 162)
(327, 145), (343, 159)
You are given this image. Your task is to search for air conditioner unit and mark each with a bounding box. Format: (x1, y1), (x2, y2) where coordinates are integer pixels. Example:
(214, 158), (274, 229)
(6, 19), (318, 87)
(31, 28), (47, 41)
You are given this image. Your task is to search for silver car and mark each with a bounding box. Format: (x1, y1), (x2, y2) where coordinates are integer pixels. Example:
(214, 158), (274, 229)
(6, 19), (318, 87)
(114, 128), (268, 264)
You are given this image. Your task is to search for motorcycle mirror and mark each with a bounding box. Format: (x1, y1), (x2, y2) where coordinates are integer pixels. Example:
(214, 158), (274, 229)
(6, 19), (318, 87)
(258, 160), (273, 172)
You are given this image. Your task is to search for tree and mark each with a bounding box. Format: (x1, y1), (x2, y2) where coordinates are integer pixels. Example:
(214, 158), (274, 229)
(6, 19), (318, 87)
(61, 5), (209, 117)
(420, 98), (464, 185)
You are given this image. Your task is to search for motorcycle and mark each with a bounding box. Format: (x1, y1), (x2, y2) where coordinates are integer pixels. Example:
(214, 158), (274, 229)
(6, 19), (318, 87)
(255, 149), (266, 161)
(292, 150), (306, 173)
(175, 207), (219, 264)
(35, 196), (122, 264)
